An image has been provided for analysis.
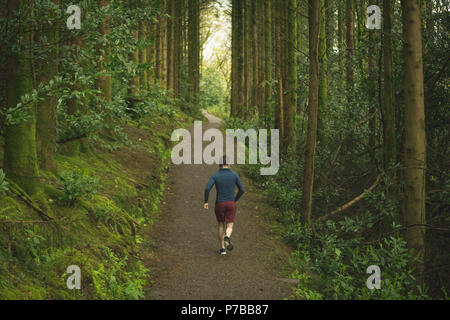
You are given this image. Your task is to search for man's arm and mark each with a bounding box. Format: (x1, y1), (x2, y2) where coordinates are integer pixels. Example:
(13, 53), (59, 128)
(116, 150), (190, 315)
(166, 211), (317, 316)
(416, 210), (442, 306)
(204, 176), (215, 204)
(234, 174), (245, 202)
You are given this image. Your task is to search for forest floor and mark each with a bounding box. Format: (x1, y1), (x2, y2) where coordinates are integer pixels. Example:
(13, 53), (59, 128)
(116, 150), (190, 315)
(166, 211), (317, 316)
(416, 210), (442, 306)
(142, 111), (297, 300)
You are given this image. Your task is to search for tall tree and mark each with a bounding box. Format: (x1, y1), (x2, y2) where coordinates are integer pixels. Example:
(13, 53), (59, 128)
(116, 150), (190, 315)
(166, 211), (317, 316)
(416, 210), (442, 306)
(166, 0), (174, 92)
(130, 29), (140, 95)
(36, 0), (59, 171)
(173, 0), (182, 97)
(264, 0), (273, 124)
(337, 0), (344, 84)
(138, 22), (148, 90)
(345, 0), (354, 90)
(230, 0), (243, 117)
(284, 0), (297, 152)
(251, 0), (259, 116)
(302, 0), (320, 227)
(368, 10), (378, 159)
(258, 0), (266, 116)
(318, 0), (328, 145)
(274, 0), (284, 139)
(4, 0), (41, 195)
(401, 0), (427, 282)
(382, 0), (396, 199)
(155, 3), (163, 86)
(243, 0), (250, 117)
(188, 0), (200, 105)
(98, 0), (112, 103)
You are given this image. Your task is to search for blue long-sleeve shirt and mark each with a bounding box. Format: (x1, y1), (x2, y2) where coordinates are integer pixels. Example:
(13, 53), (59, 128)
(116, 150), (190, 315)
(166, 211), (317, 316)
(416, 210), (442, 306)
(204, 168), (245, 203)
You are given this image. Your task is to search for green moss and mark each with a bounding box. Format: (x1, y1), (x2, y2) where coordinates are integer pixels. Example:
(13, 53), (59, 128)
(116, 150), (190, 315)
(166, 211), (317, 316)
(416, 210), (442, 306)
(0, 112), (191, 299)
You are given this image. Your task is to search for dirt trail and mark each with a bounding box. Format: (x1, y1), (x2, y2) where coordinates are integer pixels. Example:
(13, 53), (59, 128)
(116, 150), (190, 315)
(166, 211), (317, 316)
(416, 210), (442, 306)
(144, 112), (296, 300)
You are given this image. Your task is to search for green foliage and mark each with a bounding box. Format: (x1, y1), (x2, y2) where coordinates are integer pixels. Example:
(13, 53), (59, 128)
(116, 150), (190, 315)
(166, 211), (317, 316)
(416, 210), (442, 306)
(226, 116), (429, 299)
(23, 228), (47, 265)
(288, 219), (428, 300)
(0, 169), (9, 195)
(92, 246), (148, 300)
(57, 170), (99, 206)
(200, 67), (229, 118)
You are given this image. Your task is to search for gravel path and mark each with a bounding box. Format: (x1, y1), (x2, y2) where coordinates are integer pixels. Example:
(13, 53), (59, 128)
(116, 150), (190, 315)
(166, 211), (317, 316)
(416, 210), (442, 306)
(144, 112), (296, 300)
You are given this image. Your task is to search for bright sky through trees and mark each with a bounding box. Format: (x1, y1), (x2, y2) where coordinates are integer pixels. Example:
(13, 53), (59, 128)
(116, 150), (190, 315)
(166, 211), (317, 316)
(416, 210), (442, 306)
(202, 0), (230, 68)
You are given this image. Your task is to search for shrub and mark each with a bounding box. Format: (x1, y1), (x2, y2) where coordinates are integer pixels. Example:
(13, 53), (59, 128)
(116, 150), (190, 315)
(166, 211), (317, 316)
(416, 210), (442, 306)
(58, 170), (99, 206)
(92, 246), (148, 300)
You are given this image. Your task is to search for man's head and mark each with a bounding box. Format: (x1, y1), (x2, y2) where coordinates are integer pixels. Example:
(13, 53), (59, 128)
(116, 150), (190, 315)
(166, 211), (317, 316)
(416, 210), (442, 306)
(219, 156), (230, 168)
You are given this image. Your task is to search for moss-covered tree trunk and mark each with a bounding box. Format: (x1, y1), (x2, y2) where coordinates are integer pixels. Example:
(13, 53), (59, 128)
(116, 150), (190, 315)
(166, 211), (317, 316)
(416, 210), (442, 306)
(4, 0), (41, 195)
(35, 0), (59, 172)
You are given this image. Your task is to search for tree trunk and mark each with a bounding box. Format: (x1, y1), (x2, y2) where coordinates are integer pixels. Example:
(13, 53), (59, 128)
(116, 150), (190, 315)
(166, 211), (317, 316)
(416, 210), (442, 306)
(368, 23), (377, 159)
(252, 0), (259, 116)
(274, 0), (284, 139)
(318, 0), (328, 146)
(139, 22), (148, 90)
(401, 0), (427, 284)
(337, 0), (344, 84)
(284, 0), (297, 152)
(302, 0), (320, 227)
(36, 0), (58, 172)
(173, 0), (182, 98)
(4, 0), (41, 195)
(166, 0), (174, 92)
(130, 30), (140, 95)
(264, 0), (273, 124)
(345, 0), (354, 90)
(243, 0), (250, 118)
(258, 0), (266, 117)
(383, 0), (397, 200)
(188, 0), (200, 106)
(231, 0), (243, 117)
(98, 0), (112, 103)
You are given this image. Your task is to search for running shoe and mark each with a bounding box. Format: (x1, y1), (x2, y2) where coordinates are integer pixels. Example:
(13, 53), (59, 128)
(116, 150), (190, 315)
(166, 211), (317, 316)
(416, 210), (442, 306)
(224, 236), (233, 251)
(219, 248), (227, 255)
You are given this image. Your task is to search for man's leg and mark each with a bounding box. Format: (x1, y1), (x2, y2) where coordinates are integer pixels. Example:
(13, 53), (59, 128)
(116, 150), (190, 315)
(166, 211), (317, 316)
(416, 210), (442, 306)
(225, 222), (234, 238)
(218, 222), (226, 249)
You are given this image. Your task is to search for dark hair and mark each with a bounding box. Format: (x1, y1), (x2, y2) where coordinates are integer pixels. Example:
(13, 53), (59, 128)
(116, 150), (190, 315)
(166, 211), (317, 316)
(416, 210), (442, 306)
(219, 156), (229, 167)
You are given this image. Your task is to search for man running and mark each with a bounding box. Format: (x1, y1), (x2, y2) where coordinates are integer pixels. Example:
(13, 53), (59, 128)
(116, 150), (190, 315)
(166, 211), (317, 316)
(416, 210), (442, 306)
(204, 156), (245, 255)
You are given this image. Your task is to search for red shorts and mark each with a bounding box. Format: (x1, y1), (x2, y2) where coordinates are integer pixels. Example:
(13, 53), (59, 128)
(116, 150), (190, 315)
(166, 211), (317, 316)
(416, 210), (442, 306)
(214, 201), (237, 223)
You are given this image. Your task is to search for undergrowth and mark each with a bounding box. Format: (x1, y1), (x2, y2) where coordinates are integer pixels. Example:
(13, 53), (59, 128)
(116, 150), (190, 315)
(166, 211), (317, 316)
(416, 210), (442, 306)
(0, 111), (192, 299)
(225, 117), (430, 300)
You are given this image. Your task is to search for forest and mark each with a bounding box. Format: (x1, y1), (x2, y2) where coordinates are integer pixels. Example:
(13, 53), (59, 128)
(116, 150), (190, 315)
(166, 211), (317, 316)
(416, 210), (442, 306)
(0, 0), (449, 300)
